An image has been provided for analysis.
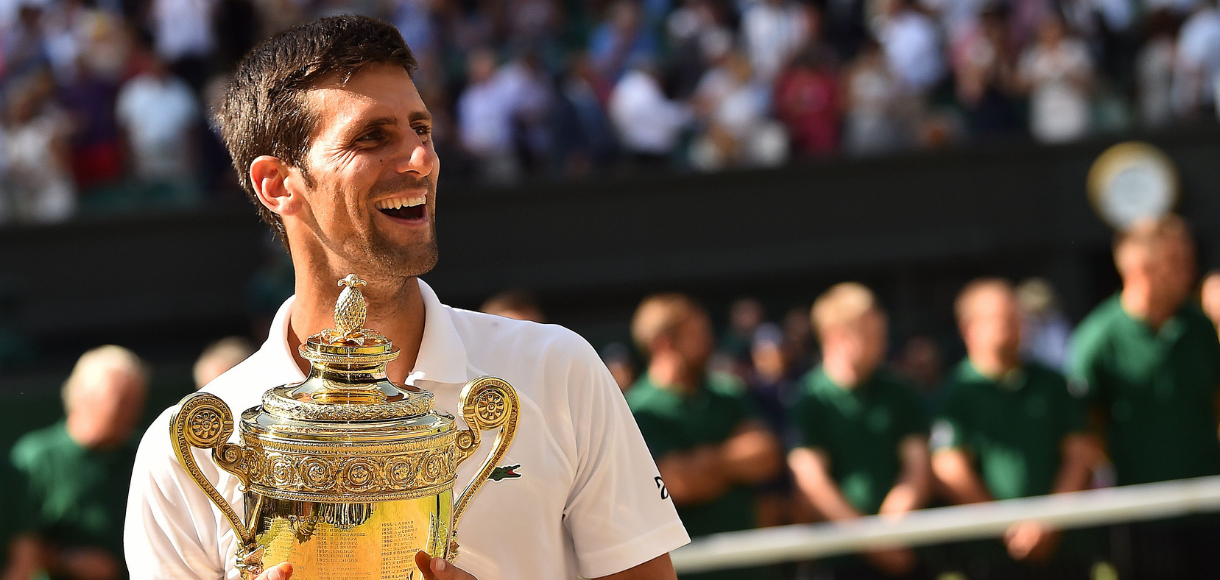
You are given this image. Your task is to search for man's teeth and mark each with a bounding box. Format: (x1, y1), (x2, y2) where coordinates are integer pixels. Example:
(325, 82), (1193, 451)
(375, 195), (426, 210)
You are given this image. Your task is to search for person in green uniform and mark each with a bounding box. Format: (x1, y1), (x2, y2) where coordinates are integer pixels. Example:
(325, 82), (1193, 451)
(626, 293), (783, 580)
(931, 279), (1098, 579)
(788, 283), (932, 580)
(1068, 216), (1220, 580)
(1, 346), (148, 580)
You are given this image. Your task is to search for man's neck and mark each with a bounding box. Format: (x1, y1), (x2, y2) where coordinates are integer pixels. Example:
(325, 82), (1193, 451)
(968, 350), (1019, 380)
(647, 355), (701, 394)
(822, 355), (871, 389)
(1121, 283), (1175, 330)
(288, 271), (427, 384)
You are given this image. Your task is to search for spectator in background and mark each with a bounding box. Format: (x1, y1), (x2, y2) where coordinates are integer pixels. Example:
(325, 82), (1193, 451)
(498, 50), (553, 172)
(58, 54), (123, 192)
(149, 0), (216, 91)
(1069, 215), (1220, 579)
(1201, 270), (1220, 335)
(1016, 277), (1072, 370)
(745, 323), (798, 527)
(2, 346), (147, 580)
(600, 342), (638, 392)
(609, 57), (693, 166)
(0, 69), (76, 224)
(842, 39), (908, 155)
(665, 0), (734, 99)
(480, 289), (546, 323)
(781, 305), (817, 375)
(774, 43), (840, 157)
(457, 48), (519, 182)
(192, 336), (255, 389)
(1136, 10), (1178, 129)
(717, 296), (765, 367)
(950, 5), (1021, 137)
(932, 279), (1098, 578)
(878, 0), (945, 96)
(627, 293), (782, 580)
(590, 0), (658, 81)
(1171, 0), (1220, 119)
(894, 335), (944, 407)
(1018, 14), (1093, 143)
(689, 49), (789, 170)
(788, 283), (931, 579)
(115, 45), (201, 202)
(740, 0), (810, 83)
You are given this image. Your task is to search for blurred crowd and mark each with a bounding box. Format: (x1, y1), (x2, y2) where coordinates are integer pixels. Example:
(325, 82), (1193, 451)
(4, 213), (1220, 580)
(3, 0), (1220, 223)
(494, 214), (1220, 580)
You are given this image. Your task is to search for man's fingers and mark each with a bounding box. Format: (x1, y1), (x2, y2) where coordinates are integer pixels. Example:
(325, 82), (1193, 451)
(414, 550), (477, 580)
(254, 563), (292, 580)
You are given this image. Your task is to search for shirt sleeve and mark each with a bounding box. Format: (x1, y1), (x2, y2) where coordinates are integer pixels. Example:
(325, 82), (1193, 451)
(125, 407), (244, 580)
(790, 390), (830, 451)
(1066, 321), (1107, 404)
(560, 335), (690, 578)
(930, 384), (967, 452)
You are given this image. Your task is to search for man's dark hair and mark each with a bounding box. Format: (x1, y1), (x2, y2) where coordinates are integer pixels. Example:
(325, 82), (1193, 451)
(216, 15), (418, 248)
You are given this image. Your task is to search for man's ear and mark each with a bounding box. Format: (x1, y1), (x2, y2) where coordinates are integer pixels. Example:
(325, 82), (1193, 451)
(250, 156), (300, 217)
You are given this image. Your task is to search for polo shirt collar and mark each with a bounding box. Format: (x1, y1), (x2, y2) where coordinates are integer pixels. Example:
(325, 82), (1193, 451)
(259, 278), (471, 387)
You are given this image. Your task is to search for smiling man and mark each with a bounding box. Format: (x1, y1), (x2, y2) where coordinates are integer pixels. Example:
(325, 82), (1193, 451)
(123, 16), (689, 580)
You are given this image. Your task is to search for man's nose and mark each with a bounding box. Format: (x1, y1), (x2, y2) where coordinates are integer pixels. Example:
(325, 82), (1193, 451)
(394, 135), (435, 176)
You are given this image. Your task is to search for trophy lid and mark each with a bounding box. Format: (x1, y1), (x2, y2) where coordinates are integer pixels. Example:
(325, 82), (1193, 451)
(260, 274), (435, 422)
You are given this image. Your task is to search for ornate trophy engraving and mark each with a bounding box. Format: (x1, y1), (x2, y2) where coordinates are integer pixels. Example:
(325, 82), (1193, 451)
(170, 275), (519, 579)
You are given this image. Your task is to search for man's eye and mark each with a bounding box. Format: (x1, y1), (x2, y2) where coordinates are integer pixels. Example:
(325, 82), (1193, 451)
(414, 125), (432, 137)
(357, 130), (385, 143)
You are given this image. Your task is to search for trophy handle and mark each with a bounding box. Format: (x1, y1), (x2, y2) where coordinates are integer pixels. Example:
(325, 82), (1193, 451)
(170, 392), (264, 578)
(450, 376), (520, 555)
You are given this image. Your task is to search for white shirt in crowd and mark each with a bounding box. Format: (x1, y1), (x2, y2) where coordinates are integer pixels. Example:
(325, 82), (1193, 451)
(457, 75), (515, 156)
(150, 0), (216, 61)
(609, 69), (693, 155)
(115, 73), (200, 180)
(125, 280), (689, 580)
(740, 0), (809, 82)
(879, 8), (946, 94)
(1173, 6), (1220, 116)
(1020, 37), (1093, 143)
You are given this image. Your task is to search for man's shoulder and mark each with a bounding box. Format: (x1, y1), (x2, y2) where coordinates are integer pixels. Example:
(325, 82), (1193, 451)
(11, 422), (69, 468)
(446, 307), (603, 374)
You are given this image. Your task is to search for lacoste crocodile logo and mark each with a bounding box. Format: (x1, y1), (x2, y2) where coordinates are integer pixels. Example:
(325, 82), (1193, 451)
(489, 464), (521, 482)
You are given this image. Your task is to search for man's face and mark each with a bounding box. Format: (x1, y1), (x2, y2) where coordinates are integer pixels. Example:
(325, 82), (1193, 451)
(826, 310), (887, 378)
(962, 288), (1021, 361)
(287, 63), (440, 279)
(71, 369), (147, 448)
(673, 312), (714, 372)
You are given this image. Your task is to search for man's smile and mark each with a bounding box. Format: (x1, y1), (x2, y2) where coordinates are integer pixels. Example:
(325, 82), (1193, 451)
(374, 194), (428, 222)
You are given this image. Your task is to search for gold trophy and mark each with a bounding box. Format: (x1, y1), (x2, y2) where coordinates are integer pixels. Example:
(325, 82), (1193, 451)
(170, 274), (519, 579)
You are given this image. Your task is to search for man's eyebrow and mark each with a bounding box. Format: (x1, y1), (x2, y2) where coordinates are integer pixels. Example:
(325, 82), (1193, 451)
(360, 116), (399, 128)
(408, 111), (433, 123)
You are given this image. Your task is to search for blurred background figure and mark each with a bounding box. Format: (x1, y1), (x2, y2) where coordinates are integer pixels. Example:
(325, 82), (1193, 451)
(0, 69), (76, 224)
(192, 336), (255, 390)
(932, 279), (1099, 578)
(600, 341), (638, 392)
(1016, 277), (1072, 370)
(1069, 215), (1220, 580)
(1018, 14), (1094, 143)
(1201, 270), (1220, 335)
(2, 346), (147, 580)
(743, 323), (798, 528)
(627, 293), (782, 580)
(788, 283), (931, 579)
(479, 289), (547, 323)
(893, 335), (944, 408)
(718, 296), (765, 367)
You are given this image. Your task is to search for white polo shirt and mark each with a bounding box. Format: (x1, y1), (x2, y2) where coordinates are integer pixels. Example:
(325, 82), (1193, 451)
(124, 280), (689, 580)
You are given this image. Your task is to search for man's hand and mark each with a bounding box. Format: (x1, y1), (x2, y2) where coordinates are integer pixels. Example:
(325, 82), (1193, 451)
(254, 563), (292, 580)
(56, 548), (122, 580)
(863, 547), (917, 576)
(415, 551), (478, 580)
(1004, 521), (1059, 562)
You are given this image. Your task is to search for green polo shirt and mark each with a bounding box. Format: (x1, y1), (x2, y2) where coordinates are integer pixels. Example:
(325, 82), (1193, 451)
(10, 421), (135, 566)
(1068, 295), (1220, 485)
(791, 366), (929, 515)
(627, 372), (764, 580)
(933, 360), (1086, 500)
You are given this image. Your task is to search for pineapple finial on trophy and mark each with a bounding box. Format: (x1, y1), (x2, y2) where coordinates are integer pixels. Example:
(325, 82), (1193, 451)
(334, 274), (368, 340)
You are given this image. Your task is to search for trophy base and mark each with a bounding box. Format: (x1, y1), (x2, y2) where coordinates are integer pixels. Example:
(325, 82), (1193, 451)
(247, 491), (453, 579)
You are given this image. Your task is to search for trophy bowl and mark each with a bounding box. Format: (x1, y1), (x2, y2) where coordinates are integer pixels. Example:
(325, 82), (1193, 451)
(170, 275), (519, 579)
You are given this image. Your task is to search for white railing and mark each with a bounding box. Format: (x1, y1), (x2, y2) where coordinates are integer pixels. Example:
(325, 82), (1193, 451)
(671, 475), (1220, 574)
